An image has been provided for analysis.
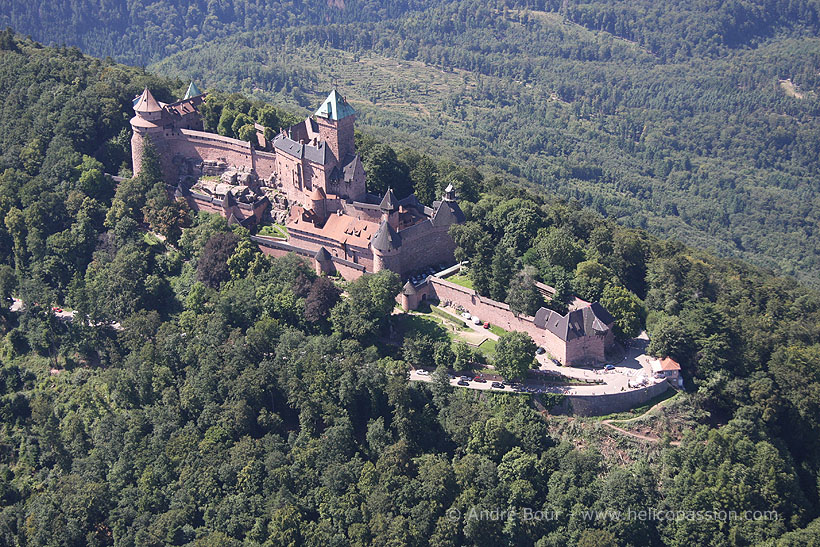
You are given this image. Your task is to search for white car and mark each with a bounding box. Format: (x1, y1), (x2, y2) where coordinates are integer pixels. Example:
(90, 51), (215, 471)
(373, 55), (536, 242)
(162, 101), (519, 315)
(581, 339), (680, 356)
(416, 369), (430, 376)
(461, 312), (471, 319)
(471, 316), (481, 325)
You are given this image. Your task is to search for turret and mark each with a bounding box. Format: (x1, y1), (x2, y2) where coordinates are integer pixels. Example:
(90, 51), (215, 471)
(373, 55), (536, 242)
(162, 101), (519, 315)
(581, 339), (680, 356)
(443, 182), (457, 202)
(130, 88), (164, 176)
(314, 246), (333, 275)
(371, 219), (401, 273)
(379, 188), (399, 230)
(133, 88), (162, 122)
(401, 280), (418, 311)
(184, 81), (203, 100)
(310, 186), (327, 225)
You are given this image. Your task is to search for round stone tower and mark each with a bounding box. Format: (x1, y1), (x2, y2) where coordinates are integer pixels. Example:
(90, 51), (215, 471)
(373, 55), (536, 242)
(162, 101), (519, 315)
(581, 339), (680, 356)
(310, 186), (327, 225)
(371, 219), (402, 274)
(130, 88), (164, 176)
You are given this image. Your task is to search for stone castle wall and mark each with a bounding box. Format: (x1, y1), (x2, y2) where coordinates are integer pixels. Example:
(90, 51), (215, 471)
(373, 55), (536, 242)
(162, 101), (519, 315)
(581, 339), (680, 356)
(330, 257), (368, 281)
(251, 236), (366, 282)
(154, 130), (254, 181)
(254, 150), (277, 181)
(420, 276), (608, 366)
(558, 380), (670, 416)
(397, 222), (457, 276)
(148, 129), (281, 187)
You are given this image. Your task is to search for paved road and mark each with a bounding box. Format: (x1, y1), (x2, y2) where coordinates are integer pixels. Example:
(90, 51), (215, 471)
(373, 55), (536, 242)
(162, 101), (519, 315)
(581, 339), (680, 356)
(410, 331), (664, 396)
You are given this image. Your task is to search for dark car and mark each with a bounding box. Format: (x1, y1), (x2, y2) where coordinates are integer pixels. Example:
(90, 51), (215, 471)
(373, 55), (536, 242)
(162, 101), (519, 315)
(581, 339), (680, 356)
(491, 382), (505, 389)
(457, 379), (470, 386)
(535, 347), (546, 355)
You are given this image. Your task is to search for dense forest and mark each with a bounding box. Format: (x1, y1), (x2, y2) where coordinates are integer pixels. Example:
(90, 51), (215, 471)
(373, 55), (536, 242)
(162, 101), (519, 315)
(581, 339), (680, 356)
(0, 32), (819, 546)
(6, 0), (818, 285)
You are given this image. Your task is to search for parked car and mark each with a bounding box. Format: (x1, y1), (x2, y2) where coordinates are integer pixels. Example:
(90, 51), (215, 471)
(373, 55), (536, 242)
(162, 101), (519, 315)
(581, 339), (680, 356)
(535, 347), (546, 355)
(491, 382), (505, 389)
(473, 376), (487, 383)
(471, 315), (481, 325)
(483, 322), (490, 329)
(457, 379), (470, 386)
(416, 369), (429, 376)
(604, 364), (615, 371)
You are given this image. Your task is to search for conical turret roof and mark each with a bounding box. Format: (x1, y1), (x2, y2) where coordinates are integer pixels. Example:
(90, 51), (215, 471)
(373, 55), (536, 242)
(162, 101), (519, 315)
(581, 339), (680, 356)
(310, 186), (326, 201)
(315, 246), (332, 263)
(134, 88), (162, 113)
(379, 188), (398, 212)
(371, 220), (401, 252)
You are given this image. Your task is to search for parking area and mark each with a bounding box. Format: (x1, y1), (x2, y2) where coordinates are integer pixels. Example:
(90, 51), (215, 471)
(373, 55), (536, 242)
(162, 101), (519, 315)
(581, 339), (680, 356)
(409, 331), (662, 396)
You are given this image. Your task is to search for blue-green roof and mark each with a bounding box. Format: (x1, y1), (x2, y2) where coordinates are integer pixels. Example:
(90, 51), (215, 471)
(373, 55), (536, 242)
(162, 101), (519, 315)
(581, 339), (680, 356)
(315, 89), (356, 121)
(184, 81), (202, 100)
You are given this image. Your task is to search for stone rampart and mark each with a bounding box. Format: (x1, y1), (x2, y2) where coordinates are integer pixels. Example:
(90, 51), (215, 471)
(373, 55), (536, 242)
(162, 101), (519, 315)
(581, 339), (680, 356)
(331, 257), (367, 281)
(397, 223), (456, 275)
(423, 275), (605, 365)
(250, 235), (367, 281)
(251, 236), (315, 261)
(557, 380), (671, 416)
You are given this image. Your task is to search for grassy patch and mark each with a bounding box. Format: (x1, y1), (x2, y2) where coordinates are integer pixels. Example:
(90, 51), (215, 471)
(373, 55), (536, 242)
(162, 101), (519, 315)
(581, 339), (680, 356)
(258, 224), (288, 238)
(430, 306), (468, 329)
(395, 313), (452, 342)
(143, 232), (163, 246)
(445, 273), (474, 290)
(488, 324), (507, 337)
(475, 338), (497, 357)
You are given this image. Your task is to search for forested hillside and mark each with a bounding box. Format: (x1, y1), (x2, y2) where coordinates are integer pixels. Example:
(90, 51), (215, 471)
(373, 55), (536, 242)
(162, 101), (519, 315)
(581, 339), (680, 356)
(0, 33), (819, 545)
(4, 0), (819, 285)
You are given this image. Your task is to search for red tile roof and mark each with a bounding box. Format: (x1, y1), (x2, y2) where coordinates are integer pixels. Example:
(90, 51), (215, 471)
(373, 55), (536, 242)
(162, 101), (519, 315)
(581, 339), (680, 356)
(659, 357), (681, 371)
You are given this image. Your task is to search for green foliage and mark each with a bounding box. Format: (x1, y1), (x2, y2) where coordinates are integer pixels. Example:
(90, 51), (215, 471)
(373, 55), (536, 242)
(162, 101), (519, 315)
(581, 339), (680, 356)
(331, 270), (401, 340)
(600, 284), (645, 341)
(196, 232), (239, 288)
(0, 27), (818, 547)
(493, 331), (537, 381)
(506, 268), (544, 317)
(573, 260), (615, 302)
(361, 143), (412, 198)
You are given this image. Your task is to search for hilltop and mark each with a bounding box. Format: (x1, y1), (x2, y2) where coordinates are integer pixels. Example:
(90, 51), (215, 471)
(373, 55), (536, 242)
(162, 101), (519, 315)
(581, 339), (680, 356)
(3, 0), (820, 285)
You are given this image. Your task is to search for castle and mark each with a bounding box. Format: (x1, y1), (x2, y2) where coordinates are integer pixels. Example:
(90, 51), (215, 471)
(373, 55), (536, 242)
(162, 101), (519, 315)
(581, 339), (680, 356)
(130, 85), (616, 365)
(130, 85), (464, 278)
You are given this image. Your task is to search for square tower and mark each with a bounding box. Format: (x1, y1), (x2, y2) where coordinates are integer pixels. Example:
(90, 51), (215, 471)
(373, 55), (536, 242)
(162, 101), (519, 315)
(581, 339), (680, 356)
(315, 90), (356, 163)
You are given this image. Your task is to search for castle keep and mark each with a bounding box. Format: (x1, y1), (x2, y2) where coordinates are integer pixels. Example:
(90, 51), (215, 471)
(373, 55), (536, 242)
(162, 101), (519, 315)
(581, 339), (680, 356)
(130, 86), (463, 278)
